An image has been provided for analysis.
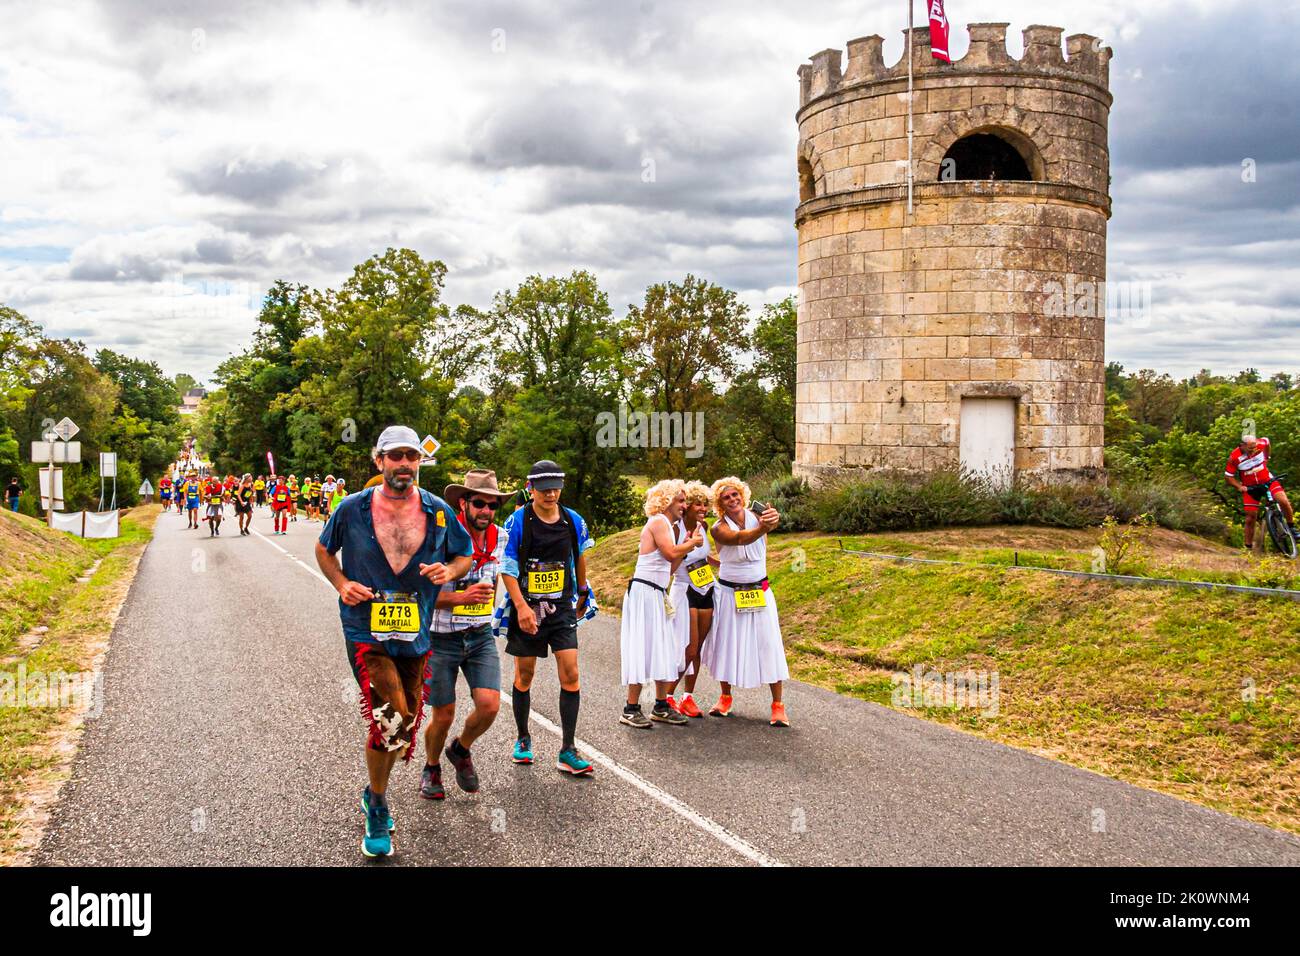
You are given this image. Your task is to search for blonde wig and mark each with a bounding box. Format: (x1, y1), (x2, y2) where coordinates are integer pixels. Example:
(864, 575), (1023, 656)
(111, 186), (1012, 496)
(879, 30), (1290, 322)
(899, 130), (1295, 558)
(682, 480), (712, 508)
(644, 478), (686, 517)
(709, 476), (752, 516)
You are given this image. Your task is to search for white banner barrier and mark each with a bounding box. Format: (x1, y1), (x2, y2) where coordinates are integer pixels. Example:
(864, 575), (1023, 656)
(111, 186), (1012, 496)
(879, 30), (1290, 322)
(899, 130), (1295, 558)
(48, 510), (121, 539)
(50, 511), (84, 535)
(84, 511), (119, 539)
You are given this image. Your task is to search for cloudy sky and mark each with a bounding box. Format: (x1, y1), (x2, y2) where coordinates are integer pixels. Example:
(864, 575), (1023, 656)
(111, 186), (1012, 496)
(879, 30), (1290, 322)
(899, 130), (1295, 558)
(0, 0), (1296, 383)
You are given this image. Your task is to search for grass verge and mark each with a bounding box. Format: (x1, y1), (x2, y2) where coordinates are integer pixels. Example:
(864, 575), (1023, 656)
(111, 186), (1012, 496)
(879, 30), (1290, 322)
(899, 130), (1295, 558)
(588, 524), (1300, 834)
(0, 506), (158, 865)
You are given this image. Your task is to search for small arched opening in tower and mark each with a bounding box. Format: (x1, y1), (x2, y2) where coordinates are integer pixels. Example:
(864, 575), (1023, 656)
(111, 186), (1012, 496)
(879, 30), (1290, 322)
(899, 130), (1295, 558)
(798, 155), (816, 202)
(940, 132), (1033, 182)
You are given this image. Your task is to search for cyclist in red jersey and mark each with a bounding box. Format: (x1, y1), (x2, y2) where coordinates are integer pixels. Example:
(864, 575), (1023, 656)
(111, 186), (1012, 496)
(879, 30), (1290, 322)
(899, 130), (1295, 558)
(1224, 434), (1295, 550)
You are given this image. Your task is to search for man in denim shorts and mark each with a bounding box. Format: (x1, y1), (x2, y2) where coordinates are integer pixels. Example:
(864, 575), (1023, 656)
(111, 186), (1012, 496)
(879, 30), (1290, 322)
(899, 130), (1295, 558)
(418, 469), (510, 800)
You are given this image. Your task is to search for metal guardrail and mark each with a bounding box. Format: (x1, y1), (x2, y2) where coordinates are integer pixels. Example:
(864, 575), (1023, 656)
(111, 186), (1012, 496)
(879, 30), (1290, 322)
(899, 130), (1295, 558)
(836, 543), (1300, 602)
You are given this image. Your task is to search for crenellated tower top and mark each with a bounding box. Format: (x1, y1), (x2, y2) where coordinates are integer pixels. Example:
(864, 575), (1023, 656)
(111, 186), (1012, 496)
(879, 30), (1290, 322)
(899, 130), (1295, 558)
(798, 23), (1112, 110)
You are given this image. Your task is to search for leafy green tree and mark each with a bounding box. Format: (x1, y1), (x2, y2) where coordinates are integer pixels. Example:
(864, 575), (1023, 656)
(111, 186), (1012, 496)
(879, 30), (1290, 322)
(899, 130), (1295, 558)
(623, 276), (747, 475)
(1104, 392), (1141, 452)
(1125, 369), (1184, 441)
(1146, 391), (1300, 498)
(93, 349), (182, 424)
(0, 307), (42, 479)
(1105, 361), (1129, 396)
(285, 248), (483, 488)
(1177, 382), (1277, 435)
(174, 372), (201, 395)
(489, 271), (638, 531)
(93, 348), (182, 477)
(705, 296), (796, 477)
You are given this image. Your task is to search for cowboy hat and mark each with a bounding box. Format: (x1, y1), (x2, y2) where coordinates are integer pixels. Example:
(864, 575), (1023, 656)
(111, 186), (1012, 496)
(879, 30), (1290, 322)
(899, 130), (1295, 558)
(444, 468), (511, 512)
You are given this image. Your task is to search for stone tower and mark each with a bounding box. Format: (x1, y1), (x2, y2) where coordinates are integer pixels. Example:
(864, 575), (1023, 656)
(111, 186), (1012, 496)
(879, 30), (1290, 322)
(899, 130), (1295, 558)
(793, 23), (1112, 486)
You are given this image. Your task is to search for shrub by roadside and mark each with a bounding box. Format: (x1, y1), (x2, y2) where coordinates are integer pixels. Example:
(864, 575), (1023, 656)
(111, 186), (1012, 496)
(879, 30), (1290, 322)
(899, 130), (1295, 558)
(758, 468), (1228, 539)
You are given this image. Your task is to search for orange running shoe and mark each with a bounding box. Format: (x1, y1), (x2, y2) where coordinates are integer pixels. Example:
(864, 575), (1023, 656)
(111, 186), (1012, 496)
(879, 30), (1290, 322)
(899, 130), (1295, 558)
(679, 696), (703, 719)
(664, 695), (681, 714)
(709, 694), (734, 717)
(769, 702), (789, 727)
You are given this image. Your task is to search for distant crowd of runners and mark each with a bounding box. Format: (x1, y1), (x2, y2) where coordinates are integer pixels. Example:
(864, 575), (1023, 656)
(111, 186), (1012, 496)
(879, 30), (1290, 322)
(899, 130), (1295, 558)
(157, 472), (348, 535)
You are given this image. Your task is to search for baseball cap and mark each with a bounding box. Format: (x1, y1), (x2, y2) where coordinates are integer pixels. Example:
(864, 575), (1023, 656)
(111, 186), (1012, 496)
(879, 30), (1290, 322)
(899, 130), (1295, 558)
(528, 460), (565, 491)
(374, 425), (422, 455)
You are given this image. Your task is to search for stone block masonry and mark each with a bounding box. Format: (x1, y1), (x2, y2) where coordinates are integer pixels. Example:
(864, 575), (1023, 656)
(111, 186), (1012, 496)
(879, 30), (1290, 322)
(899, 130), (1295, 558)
(794, 23), (1112, 485)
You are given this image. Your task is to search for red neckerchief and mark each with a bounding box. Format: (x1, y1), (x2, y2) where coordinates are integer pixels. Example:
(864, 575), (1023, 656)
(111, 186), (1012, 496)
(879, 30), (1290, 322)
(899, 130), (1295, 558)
(459, 513), (499, 572)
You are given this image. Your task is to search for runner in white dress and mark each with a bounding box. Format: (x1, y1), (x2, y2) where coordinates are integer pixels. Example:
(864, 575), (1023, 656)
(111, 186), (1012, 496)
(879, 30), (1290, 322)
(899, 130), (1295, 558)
(665, 480), (719, 719)
(619, 480), (703, 728)
(702, 476), (790, 726)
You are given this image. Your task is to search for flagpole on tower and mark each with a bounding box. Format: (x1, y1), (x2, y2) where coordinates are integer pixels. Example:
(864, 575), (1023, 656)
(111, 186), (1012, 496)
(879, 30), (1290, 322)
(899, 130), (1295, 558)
(907, 0), (914, 217)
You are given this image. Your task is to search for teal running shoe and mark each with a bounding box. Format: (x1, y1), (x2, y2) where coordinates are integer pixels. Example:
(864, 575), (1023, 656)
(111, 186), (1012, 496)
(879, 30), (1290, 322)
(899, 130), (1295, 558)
(512, 735), (533, 765)
(362, 793), (392, 858)
(361, 785), (394, 834)
(556, 747), (593, 776)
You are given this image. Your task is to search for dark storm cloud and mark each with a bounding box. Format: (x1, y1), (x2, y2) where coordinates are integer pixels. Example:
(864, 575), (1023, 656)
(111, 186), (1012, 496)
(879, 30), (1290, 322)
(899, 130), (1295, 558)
(1099, 4), (1300, 373)
(1107, 9), (1300, 174)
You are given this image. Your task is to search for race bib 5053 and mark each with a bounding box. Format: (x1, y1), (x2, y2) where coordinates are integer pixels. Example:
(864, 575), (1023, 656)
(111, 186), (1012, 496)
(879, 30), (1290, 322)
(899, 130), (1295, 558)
(527, 561), (565, 597)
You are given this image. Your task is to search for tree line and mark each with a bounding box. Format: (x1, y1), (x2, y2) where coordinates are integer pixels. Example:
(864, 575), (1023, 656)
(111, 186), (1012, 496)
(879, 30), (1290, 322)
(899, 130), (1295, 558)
(192, 247), (795, 533)
(1105, 363), (1300, 506)
(1, 306), (190, 513)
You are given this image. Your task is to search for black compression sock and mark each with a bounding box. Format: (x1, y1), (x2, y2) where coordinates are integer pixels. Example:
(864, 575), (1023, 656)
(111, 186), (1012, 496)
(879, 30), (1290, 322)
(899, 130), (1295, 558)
(449, 737), (469, 758)
(559, 688), (580, 751)
(512, 685), (531, 738)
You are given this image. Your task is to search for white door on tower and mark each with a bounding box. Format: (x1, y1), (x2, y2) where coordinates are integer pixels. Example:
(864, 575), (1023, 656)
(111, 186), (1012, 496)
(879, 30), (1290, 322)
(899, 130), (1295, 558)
(959, 397), (1015, 488)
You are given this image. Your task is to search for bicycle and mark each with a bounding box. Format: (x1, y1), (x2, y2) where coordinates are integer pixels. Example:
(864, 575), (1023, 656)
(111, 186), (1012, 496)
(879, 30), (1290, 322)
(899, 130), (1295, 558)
(1244, 473), (1298, 559)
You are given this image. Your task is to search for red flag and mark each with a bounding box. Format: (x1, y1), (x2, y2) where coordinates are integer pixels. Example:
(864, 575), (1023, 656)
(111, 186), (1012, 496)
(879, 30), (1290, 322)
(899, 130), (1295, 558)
(928, 0), (951, 63)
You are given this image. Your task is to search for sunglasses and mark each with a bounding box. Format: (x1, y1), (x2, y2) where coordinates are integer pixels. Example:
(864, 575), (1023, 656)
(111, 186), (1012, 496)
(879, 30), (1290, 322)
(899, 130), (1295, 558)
(383, 449), (422, 463)
(469, 498), (500, 510)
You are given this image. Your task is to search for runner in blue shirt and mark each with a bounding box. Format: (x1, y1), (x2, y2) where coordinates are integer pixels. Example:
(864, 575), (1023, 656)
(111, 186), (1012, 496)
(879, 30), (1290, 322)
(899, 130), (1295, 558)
(184, 475), (201, 529)
(499, 460), (595, 776)
(315, 426), (472, 858)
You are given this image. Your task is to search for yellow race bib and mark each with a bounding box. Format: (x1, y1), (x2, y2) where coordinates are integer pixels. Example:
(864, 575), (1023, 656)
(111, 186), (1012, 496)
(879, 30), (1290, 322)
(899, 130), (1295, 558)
(370, 591), (420, 640)
(527, 560), (566, 598)
(733, 587), (767, 613)
(687, 561), (716, 590)
(453, 601), (493, 621)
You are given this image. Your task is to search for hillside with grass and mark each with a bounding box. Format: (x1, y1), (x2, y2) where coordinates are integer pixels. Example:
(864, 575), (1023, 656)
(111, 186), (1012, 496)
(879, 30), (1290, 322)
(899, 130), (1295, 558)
(587, 524), (1299, 835)
(0, 506), (158, 863)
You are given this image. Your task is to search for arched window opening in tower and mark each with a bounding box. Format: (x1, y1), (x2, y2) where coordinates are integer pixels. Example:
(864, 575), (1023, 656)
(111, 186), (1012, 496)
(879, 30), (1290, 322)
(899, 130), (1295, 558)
(940, 133), (1032, 181)
(798, 155), (816, 202)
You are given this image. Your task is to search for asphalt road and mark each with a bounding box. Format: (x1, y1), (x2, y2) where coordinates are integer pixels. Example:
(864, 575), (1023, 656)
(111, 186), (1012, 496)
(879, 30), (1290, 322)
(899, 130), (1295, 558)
(35, 505), (1300, 866)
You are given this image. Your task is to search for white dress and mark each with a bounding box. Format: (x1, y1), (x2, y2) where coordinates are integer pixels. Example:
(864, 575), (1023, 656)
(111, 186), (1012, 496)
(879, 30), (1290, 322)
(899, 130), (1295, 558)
(671, 517), (713, 673)
(620, 514), (683, 685)
(701, 510), (789, 689)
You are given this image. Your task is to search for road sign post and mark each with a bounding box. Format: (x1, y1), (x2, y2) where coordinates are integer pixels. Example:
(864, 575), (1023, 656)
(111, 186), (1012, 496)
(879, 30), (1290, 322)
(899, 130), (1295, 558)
(32, 417), (79, 526)
(99, 452), (118, 511)
(420, 434), (441, 464)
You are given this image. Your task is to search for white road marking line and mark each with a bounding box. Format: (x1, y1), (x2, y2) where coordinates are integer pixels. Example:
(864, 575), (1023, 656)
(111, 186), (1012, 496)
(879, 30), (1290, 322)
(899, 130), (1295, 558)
(518, 702), (783, 867)
(260, 523), (785, 867)
(252, 528), (332, 586)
